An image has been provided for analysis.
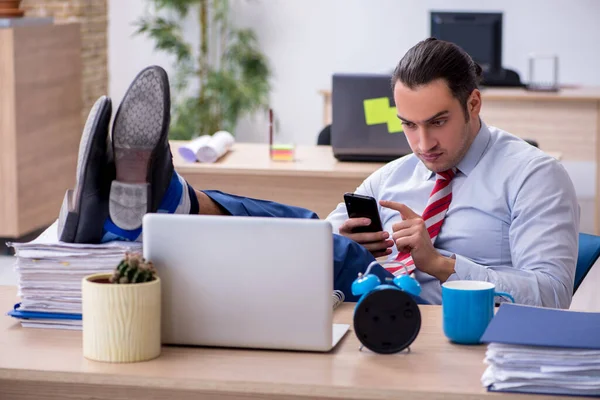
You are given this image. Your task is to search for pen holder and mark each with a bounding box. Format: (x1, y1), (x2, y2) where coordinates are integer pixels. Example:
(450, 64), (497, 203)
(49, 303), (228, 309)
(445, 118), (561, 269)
(351, 261), (422, 354)
(82, 273), (161, 363)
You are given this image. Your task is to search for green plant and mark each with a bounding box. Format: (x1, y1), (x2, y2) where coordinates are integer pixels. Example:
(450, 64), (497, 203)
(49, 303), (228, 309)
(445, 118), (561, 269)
(111, 252), (158, 284)
(136, 0), (271, 140)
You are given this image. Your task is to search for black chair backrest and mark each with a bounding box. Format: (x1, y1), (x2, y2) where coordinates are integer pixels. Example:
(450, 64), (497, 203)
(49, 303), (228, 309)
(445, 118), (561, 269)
(317, 125), (332, 146)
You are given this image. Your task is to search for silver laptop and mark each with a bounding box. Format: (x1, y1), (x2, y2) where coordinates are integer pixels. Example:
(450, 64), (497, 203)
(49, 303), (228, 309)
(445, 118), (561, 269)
(142, 213), (349, 352)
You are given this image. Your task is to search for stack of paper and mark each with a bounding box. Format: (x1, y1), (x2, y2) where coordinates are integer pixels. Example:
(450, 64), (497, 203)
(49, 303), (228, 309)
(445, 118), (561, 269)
(480, 303), (600, 397)
(270, 144), (295, 161)
(6, 221), (141, 330)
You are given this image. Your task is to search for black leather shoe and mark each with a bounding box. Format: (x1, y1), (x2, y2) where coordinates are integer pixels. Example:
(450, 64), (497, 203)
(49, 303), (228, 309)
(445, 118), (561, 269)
(108, 65), (174, 230)
(58, 96), (114, 243)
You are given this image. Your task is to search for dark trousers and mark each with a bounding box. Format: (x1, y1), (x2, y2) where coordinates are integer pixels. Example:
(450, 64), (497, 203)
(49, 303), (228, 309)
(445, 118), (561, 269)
(203, 190), (396, 302)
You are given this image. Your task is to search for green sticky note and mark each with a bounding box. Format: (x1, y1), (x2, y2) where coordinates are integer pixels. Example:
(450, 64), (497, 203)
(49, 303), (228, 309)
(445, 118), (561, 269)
(363, 97), (391, 125)
(387, 106), (403, 133)
(271, 144), (295, 150)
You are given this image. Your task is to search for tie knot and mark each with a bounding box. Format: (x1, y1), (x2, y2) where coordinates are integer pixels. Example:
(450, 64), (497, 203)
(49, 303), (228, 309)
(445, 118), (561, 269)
(437, 168), (457, 181)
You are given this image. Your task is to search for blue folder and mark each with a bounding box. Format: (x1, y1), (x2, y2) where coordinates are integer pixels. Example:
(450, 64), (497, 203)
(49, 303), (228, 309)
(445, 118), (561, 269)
(7, 303), (82, 321)
(480, 303), (600, 349)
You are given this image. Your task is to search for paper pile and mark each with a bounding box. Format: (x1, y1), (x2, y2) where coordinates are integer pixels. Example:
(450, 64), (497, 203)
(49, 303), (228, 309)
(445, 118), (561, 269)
(6, 221), (141, 330)
(480, 303), (600, 397)
(482, 343), (600, 396)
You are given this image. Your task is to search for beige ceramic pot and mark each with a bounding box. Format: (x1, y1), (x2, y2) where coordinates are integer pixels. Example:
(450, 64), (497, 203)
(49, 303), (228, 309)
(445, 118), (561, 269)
(82, 273), (161, 363)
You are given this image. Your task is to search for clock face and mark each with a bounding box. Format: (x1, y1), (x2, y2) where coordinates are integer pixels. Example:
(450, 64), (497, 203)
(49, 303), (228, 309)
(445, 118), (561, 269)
(353, 288), (422, 354)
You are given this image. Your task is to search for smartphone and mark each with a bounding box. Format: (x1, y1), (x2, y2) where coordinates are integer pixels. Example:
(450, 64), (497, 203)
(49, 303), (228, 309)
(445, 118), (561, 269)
(343, 192), (384, 233)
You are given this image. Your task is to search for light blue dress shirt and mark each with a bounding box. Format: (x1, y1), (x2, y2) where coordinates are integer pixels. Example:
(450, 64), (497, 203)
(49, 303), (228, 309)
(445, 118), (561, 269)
(326, 122), (580, 308)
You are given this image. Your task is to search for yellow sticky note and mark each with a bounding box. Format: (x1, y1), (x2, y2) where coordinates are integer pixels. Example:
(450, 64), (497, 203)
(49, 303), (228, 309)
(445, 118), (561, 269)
(363, 97), (391, 125)
(387, 106), (403, 133)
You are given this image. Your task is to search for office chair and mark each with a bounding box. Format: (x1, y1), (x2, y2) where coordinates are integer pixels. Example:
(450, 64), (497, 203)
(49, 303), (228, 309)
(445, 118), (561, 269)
(317, 124), (331, 145)
(482, 68), (524, 88)
(574, 232), (600, 293)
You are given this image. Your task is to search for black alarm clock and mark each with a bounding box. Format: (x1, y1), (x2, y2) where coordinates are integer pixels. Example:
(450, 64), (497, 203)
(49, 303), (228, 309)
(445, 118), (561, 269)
(351, 261), (422, 354)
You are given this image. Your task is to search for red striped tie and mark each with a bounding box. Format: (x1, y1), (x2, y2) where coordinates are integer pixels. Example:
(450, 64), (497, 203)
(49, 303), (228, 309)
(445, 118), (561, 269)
(386, 168), (457, 276)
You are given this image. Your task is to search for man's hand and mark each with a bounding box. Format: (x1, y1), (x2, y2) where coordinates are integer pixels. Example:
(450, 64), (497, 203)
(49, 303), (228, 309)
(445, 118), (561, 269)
(379, 200), (456, 282)
(338, 218), (394, 258)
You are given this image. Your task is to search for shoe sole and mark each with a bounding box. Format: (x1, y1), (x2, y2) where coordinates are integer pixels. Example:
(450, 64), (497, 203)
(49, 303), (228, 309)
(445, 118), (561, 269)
(58, 96), (112, 243)
(109, 66), (170, 230)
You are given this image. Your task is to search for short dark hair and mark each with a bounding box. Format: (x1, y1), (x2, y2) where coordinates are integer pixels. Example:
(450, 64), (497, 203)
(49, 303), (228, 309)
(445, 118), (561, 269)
(391, 38), (483, 120)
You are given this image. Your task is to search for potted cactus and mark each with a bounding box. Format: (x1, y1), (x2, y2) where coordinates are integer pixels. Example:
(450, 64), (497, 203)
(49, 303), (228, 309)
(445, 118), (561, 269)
(82, 252), (161, 363)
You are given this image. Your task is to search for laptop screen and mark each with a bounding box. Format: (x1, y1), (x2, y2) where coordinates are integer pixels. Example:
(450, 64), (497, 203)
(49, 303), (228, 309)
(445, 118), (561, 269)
(331, 73), (412, 162)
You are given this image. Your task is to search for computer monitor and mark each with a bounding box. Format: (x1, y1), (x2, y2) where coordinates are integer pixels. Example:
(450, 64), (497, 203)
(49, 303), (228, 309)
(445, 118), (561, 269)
(430, 11), (503, 74)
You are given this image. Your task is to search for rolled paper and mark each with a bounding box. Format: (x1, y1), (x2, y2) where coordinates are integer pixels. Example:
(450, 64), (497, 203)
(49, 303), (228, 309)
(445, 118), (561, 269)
(178, 135), (211, 162)
(196, 131), (235, 163)
(178, 131), (235, 163)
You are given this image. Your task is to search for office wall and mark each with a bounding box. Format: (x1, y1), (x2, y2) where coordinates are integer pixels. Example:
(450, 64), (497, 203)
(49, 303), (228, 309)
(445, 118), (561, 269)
(108, 0), (199, 108)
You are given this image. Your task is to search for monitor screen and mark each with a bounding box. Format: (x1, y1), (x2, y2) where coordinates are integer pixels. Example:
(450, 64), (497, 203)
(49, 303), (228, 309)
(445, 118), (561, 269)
(430, 12), (503, 73)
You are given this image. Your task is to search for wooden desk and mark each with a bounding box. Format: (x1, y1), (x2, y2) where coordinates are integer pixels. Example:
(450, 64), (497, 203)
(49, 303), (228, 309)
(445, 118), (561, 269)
(320, 87), (600, 232)
(0, 285), (569, 399)
(172, 141), (385, 219)
(172, 141), (560, 221)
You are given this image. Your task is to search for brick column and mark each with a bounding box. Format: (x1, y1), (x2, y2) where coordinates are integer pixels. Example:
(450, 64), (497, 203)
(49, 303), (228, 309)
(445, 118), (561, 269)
(21, 0), (108, 126)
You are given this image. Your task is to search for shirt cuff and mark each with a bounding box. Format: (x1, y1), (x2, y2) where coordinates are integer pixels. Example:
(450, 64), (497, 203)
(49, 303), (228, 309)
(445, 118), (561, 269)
(446, 253), (480, 281)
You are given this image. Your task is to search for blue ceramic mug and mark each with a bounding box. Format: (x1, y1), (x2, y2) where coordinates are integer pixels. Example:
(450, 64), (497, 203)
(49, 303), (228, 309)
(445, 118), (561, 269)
(441, 280), (514, 344)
